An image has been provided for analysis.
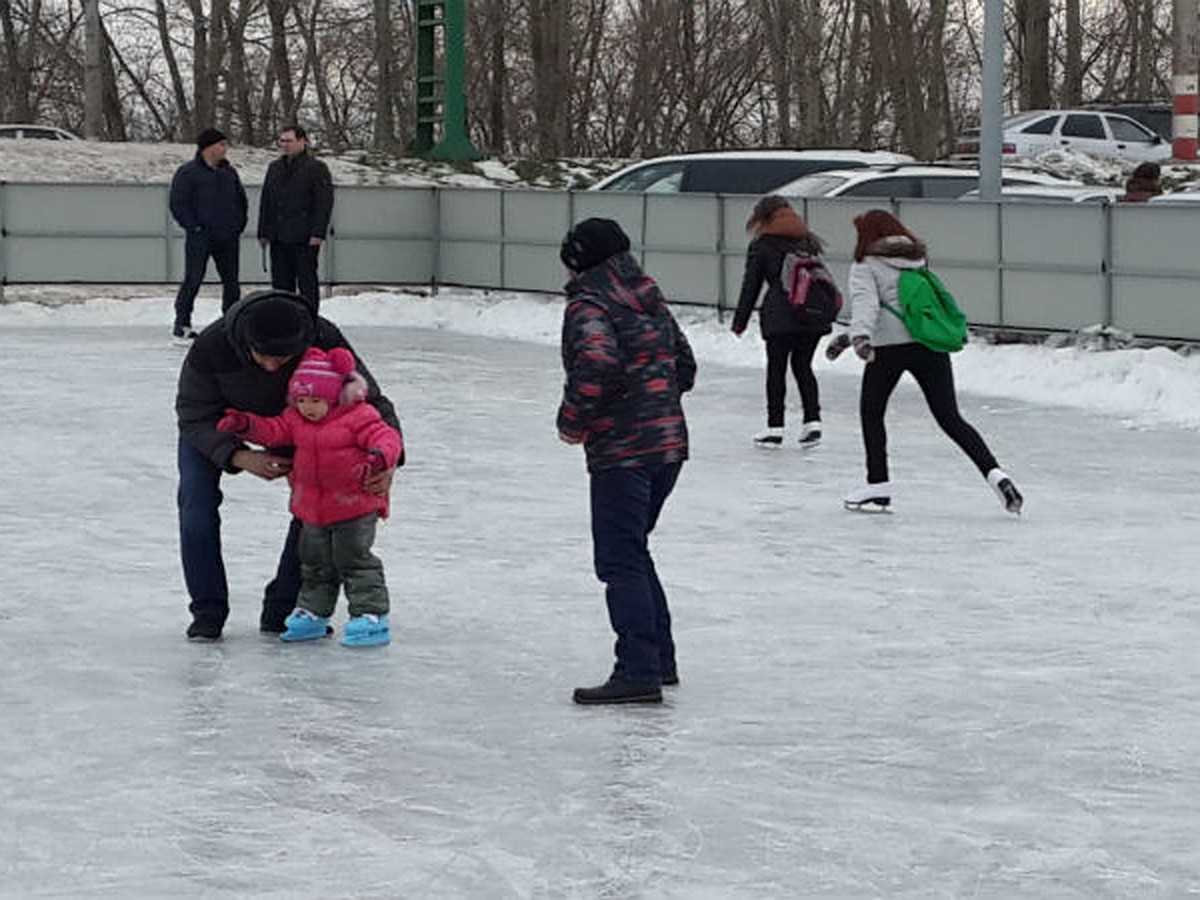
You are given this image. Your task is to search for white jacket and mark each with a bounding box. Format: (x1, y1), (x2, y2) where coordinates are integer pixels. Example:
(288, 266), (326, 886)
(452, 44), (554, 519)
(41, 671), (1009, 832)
(847, 238), (927, 348)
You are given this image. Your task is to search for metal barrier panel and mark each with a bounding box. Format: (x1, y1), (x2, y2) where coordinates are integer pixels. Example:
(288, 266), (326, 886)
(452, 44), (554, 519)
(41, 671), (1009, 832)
(330, 185), (437, 283)
(570, 193), (646, 246)
(6, 236), (168, 281)
(503, 190), (570, 293)
(1000, 203), (1106, 330)
(897, 200), (1001, 324)
(643, 194), (720, 304)
(1111, 205), (1200, 339)
(438, 188), (502, 286)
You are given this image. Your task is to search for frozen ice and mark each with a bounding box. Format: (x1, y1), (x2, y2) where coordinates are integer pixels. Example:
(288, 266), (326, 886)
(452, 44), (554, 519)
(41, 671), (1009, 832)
(1, 293), (1198, 898)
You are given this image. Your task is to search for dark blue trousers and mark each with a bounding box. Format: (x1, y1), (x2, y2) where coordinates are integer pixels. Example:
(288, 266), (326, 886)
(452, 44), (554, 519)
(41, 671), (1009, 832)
(269, 241), (321, 309)
(174, 231), (241, 329)
(177, 437), (301, 631)
(589, 463), (682, 684)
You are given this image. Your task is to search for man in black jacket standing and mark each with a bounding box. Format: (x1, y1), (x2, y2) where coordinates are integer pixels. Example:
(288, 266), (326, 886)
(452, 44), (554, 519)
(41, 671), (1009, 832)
(169, 127), (248, 341)
(176, 289), (402, 641)
(257, 125), (334, 308)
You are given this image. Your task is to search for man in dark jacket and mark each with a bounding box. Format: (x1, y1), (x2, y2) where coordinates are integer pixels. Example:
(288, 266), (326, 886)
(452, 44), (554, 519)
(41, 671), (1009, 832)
(256, 124), (334, 308)
(557, 218), (696, 705)
(176, 289), (402, 641)
(168, 127), (248, 340)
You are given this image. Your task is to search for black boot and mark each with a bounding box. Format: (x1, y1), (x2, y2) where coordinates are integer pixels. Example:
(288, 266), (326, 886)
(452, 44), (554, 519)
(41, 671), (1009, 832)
(186, 619), (223, 642)
(573, 678), (662, 705)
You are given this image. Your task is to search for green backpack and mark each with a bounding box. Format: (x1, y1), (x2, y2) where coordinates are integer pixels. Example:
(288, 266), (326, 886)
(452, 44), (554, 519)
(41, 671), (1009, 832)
(883, 268), (968, 353)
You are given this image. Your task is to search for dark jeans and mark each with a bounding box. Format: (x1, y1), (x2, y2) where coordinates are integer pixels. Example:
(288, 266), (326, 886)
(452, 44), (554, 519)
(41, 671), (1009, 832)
(298, 513), (389, 618)
(269, 240), (321, 308)
(177, 437), (301, 631)
(174, 231), (241, 328)
(859, 343), (998, 484)
(765, 332), (821, 427)
(589, 462), (682, 685)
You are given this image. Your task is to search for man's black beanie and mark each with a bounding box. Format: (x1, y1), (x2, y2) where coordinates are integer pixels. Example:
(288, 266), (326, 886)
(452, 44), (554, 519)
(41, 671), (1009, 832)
(560, 218), (631, 273)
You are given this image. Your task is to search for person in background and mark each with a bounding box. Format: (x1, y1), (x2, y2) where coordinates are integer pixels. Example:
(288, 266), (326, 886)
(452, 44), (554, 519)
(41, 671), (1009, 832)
(175, 289), (401, 642)
(168, 127), (247, 341)
(257, 125), (334, 308)
(731, 195), (831, 448)
(1119, 161), (1163, 203)
(217, 347), (403, 647)
(831, 209), (1022, 515)
(557, 218), (697, 705)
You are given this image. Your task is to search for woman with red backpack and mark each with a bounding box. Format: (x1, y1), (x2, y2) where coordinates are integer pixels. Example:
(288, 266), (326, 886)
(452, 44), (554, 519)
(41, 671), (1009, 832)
(731, 195), (832, 449)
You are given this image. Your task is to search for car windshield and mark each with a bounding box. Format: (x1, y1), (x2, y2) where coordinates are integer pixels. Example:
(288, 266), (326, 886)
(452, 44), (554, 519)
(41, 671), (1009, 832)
(597, 161), (685, 192)
(777, 173), (852, 197)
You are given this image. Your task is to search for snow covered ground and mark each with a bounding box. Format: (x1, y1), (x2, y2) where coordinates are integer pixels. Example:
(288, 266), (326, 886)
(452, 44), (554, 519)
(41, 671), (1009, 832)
(1, 289), (1199, 898)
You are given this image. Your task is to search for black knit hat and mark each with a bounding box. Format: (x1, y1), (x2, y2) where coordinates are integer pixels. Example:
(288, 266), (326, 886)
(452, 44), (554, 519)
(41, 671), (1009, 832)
(242, 294), (314, 357)
(196, 127), (228, 151)
(560, 218), (631, 273)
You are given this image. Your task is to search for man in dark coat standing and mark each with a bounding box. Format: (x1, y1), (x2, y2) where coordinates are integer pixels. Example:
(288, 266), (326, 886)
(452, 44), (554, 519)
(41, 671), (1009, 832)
(168, 127), (248, 340)
(557, 218), (697, 705)
(256, 124), (334, 308)
(175, 289), (402, 641)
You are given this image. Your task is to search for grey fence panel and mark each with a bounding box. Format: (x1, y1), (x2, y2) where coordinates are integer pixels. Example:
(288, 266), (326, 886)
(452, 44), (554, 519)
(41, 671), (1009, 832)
(897, 201), (1002, 324)
(329, 185), (436, 284)
(438, 188), (502, 286)
(569, 193), (646, 246)
(1000, 203), (1106, 330)
(503, 190), (570, 292)
(6, 236), (168, 281)
(1110, 205), (1200, 338)
(644, 195), (721, 304)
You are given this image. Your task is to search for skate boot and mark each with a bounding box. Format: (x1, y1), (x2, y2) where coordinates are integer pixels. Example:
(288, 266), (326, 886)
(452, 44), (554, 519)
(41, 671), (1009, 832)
(280, 608), (332, 642)
(798, 420), (822, 449)
(987, 468), (1024, 515)
(753, 426), (784, 447)
(843, 482), (892, 512)
(341, 613), (390, 647)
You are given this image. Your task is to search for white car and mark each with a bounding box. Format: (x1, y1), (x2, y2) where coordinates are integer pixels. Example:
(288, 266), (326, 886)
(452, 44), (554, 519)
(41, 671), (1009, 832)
(775, 164), (1077, 200)
(0, 124), (80, 140)
(589, 149), (914, 195)
(951, 110), (1170, 164)
(958, 184), (1123, 203)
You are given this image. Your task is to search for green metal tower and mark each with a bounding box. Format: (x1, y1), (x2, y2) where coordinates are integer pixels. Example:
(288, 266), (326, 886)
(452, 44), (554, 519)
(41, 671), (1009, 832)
(411, 0), (481, 161)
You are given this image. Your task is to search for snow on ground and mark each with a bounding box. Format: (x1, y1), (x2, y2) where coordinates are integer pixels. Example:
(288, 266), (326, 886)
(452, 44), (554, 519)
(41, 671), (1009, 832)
(2, 289), (1200, 897)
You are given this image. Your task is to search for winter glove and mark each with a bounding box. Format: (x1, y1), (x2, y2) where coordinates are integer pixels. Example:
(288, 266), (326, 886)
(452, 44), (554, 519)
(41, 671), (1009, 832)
(825, 333), (851, 360)
(365, 449), (388, 476)
(852, 335), (875, 362)
(216, 409), (251, 434)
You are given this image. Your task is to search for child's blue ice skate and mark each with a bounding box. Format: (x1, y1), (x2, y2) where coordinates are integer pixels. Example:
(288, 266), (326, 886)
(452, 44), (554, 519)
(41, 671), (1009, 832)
(280, 609), (332, 642)
(341, 614), (390, 647)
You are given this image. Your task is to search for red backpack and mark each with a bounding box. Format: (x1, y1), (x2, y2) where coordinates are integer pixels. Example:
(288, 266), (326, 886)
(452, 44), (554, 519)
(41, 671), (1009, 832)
(781, 251), (843, 326)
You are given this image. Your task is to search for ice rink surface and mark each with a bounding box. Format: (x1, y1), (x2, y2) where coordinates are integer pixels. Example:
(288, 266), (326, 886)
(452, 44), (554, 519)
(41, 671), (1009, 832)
(1, 315), (1198, 899)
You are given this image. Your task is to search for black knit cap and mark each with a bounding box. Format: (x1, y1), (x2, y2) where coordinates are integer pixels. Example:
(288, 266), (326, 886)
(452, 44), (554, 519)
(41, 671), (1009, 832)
(196, 127), (228, 151)
(560, 218), (631, 273)
(242, 294), (314, 357)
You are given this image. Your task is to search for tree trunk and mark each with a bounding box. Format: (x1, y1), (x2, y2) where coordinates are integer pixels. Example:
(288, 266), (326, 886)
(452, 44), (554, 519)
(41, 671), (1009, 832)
(155, 0), (191, 137)
(1063, 0), (1082, 105)
(267, 0), (295, 125)
(373, 0), (396, 150)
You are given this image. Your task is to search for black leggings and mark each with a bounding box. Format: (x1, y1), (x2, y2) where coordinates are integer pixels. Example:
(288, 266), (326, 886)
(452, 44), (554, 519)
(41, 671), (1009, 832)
(764, 333), (821, 427)
(859, 343), (998, 484)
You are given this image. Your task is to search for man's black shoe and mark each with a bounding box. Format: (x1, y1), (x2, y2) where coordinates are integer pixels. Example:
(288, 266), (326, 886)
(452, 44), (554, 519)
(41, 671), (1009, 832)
(259, 619), (287, 634)
(573, 678), (662, 705)
(187, 620), (223, 642)
(661, 670), (680, 687)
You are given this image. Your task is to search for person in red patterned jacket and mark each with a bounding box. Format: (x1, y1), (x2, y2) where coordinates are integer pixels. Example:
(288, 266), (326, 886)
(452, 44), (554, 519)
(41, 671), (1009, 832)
(557, 218), (697, 705)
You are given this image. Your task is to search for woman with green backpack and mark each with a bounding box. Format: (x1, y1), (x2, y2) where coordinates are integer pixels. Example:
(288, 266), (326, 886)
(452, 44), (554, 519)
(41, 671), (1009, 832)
(828, 209), (1022, 515)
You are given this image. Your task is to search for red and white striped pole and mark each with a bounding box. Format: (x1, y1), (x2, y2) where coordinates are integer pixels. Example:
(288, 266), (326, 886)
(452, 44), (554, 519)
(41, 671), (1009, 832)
(1175, 0), (1198, 160)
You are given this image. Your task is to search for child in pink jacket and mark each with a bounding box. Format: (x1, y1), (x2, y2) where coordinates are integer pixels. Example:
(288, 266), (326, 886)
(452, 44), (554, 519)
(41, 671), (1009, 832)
(218, 347), (403, 646)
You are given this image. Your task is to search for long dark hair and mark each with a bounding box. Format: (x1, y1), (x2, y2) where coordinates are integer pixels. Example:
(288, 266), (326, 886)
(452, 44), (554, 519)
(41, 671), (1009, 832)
(851, 209), (920, 262)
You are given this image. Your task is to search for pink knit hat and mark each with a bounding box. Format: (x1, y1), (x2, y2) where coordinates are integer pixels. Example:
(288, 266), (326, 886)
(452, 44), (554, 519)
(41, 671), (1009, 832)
(288, 347), (365, 406)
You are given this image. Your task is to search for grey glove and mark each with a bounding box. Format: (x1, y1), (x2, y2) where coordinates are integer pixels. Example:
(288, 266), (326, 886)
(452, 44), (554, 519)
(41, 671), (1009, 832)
(852, 335), (875, 362)
(825, 333), (851, 361)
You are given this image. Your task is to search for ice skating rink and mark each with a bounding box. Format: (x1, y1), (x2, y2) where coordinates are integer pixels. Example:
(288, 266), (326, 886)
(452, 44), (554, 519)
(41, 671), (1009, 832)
(1, 297), (1198, 899)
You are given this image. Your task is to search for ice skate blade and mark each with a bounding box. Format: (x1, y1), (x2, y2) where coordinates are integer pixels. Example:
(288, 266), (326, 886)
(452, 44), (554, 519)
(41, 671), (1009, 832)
(843, 498), (891, 513)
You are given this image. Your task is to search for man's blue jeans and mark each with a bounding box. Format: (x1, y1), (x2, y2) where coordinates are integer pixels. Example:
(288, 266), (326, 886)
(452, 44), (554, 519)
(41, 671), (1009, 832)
(589, 462), (682, 684)
(177, 437), (301, 631)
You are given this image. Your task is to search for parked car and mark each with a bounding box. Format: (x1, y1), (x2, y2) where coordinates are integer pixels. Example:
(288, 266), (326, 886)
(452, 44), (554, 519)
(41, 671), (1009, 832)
(958, 184), (1123, 203)
(950, 110), (1170, 164)
(588, 149), (914, 195)
(774, 164), (1076, 200)
(0, 124), (80, 140)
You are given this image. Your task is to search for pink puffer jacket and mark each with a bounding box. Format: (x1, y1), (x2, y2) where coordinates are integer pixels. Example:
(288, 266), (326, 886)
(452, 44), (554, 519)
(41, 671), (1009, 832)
(238, 402), (403, 526)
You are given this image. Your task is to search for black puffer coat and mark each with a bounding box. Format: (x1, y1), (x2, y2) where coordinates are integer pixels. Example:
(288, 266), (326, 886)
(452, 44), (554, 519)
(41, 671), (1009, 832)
(176, 291), (400, 472)
(169, 156), (248, 241)
(732, 209), (831, 339)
